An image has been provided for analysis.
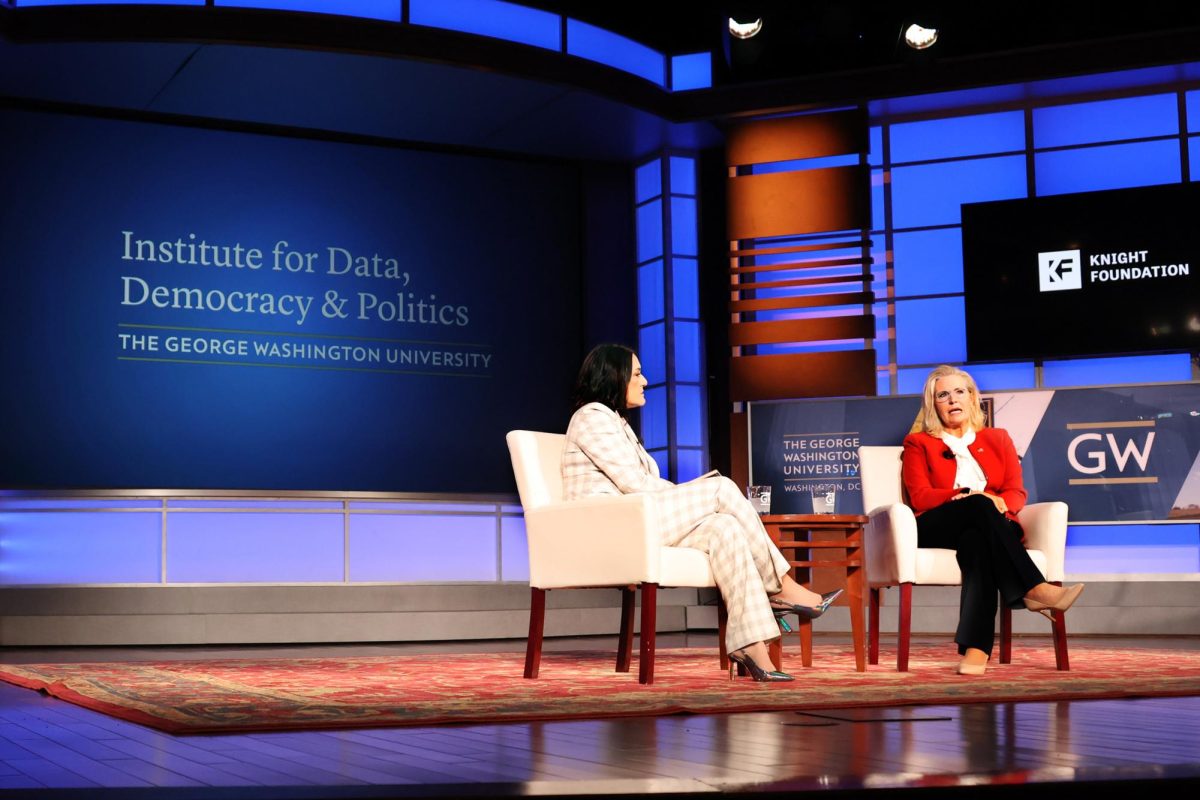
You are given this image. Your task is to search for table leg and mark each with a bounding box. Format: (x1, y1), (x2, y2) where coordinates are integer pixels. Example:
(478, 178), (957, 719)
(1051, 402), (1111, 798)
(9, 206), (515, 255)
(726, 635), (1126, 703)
(847, 556), (865, 672)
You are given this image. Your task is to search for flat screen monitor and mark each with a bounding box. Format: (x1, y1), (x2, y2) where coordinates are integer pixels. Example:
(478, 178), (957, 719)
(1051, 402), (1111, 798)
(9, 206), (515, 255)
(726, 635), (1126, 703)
(961, 183), (1200, 362)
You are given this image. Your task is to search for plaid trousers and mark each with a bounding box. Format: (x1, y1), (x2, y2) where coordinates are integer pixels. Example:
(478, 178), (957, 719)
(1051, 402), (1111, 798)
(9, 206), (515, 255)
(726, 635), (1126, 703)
(562, 403), (789, 653)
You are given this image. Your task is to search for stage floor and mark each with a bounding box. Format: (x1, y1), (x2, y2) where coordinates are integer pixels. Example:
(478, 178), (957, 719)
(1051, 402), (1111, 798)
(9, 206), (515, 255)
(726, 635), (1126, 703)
(0, 634), (1198, 799)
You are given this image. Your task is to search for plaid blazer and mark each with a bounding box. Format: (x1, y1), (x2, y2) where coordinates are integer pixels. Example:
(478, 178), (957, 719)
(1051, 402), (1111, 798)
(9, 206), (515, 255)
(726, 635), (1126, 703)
(561, 402), (673, 499)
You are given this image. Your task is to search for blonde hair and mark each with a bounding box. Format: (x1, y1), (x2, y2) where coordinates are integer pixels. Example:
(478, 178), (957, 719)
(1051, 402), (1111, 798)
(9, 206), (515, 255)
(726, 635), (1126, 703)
(910, 365), (986, 435)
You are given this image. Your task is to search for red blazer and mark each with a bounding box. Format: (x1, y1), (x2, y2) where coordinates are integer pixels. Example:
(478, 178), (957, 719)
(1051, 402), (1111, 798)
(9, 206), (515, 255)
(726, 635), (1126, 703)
(901, 428), (1027, 522)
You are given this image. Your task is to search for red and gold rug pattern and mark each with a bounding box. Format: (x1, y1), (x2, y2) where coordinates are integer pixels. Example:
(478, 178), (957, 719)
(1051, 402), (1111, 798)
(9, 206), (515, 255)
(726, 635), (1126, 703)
(2, 643), (1199, 734)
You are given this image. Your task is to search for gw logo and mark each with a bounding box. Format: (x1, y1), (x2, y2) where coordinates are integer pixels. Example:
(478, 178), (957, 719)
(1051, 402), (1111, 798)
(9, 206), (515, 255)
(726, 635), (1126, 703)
(1038, 249), (1082, 292)
(1066, 421), (1157, 485)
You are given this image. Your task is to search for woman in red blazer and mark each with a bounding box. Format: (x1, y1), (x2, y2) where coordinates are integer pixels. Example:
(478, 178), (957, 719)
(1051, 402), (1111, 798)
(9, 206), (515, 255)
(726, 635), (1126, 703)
(902, 366), (1084, 675)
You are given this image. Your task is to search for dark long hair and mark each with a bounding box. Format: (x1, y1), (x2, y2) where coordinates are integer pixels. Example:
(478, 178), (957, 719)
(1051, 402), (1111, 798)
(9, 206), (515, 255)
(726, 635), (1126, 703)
(572, 344), (635, 416)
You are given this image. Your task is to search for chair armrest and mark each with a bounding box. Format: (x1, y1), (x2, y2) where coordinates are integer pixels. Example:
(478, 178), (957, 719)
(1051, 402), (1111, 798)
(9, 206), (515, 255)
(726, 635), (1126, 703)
(524, 494), (660, 589)
(863, 503), (919, 586)
(1017, 501), (1068, 582)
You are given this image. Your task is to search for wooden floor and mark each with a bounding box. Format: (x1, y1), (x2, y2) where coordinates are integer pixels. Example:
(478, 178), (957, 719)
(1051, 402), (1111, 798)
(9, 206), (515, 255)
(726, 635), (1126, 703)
(0, 635), (1198, 799)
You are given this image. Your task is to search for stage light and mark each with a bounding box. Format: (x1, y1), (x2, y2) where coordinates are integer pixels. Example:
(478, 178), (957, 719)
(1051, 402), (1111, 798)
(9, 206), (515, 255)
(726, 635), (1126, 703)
(728, 16), (763, 40)
(903, 22), (938, 50)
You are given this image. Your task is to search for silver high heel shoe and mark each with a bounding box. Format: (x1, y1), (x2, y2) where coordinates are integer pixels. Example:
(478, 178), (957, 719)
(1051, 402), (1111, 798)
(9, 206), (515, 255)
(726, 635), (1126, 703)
(770, 589), (844, 621)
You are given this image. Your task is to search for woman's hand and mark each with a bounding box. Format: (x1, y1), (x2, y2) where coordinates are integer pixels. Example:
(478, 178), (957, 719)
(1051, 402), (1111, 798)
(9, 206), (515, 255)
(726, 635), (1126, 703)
(953, 490), (1008, 515)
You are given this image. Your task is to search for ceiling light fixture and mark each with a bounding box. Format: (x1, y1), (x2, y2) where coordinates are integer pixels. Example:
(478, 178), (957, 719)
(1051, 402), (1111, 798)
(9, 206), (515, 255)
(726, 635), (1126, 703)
(729, 17), (763, 40)
(903, 23), (938, 50)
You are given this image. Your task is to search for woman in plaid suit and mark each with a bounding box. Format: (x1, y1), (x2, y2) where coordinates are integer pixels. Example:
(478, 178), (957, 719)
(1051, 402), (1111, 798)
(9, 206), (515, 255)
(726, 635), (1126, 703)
(562, 344), (842, 681)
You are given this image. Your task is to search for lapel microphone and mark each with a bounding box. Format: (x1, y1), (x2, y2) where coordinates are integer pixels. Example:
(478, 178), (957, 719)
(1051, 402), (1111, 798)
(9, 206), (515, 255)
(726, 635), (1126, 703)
(942, 449), (955, 460)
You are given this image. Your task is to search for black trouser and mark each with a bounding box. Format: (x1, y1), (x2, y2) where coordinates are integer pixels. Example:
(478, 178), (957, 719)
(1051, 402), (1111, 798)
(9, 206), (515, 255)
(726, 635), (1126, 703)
(916, 494), (1045, 656)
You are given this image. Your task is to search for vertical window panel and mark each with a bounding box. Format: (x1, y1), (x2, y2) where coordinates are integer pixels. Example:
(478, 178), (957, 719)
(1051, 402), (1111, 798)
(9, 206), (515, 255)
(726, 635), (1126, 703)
(895, 296), (966, 365)
(1188, 91), (1200, 134)
(635, 199), (663, 262)
(669, 156), (696, 195)
(637, 259), (664, 324)
(676, 449), (705, 482)
(638, 322), (666, 384)
(642, 388), (668, 450)
(670, 197), (698, 256)
(1035, 140), (1180, 196)
(1190, 137), (1200, 181)
(870, 169), (885, 233)
(672, 257), (699, 319)
(673, 321), (702, 383)
(648, 447), (670, 478)
(636, 159), (662, 203)
(898, 367), (932, 395)
(674, 385), (703, 447)
(891, 155), (1027, 229)
(876, 371), (892, 396)
(869, 125), (884, 167)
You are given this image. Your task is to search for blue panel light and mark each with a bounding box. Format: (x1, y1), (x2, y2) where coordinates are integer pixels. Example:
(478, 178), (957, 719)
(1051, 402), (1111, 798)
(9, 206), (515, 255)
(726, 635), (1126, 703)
(1190, 137), (1200, 181)
(670, 197), (698, 256)
(891, 111), (1025, 164)
(500, 516), (528, 582)
(1035, 140), (1181, 196)
(669, 156), (696, 195)
(895, 296), (966, 365)
(892, 228), (963, 297)
(897, 367), (932, 395)
(871, 169), (885, 233)
(636, 199), (664, 263)
(642, 389), (668, 450)
(636, 159), (662, 202)
(671, 53), (711, 92)
(649, 448), (670, 478)
(169, 513), (343, 582)
(409, 0), (559, 49)
(1042, 354), (1194, 387)
(218, 0), (399, 19)
(751, 154), (860, 174)
(1033, 93), (1178, 148)
(351, 515), (496, 581)
(676, 449), (705, 482)
(868, 126), (883, 167)
(17, 0), (202, 5)
(638, 321), (666, 385)
(0, 512), (161, 585)
(567, 19), (665, 87)
(672, 257), (699, 318)
(967, 362), (1036, 391)
(1188, 91), (1200, 134)
(891, 155), (1026, 229)
(674, 385), (703, 447)
(638, 259), (664, 324)
(673, 321), (702, 383)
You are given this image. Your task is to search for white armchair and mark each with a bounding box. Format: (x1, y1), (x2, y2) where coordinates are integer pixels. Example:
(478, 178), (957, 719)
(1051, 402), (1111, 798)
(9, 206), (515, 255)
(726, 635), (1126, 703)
(858, 445), (1071, 671)
(506, 430), (727, 684)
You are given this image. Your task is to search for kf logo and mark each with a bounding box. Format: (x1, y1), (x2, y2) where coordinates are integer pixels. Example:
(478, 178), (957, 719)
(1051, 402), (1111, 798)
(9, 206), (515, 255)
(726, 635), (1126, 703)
(1038, 249), (1082, 292)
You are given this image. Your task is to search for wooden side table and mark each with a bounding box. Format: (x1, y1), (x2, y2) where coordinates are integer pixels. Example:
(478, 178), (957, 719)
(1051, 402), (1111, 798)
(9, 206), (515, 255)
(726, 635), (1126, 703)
(762, 514), (868, 672)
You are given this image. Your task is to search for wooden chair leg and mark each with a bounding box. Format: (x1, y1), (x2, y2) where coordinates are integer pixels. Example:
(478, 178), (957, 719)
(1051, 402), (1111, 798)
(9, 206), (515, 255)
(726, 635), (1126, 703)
(897, 582), (913, 672)
(799, 618), (813, 667)
(868, 587), (881, 665)
(616, 586), (635, 673)
(999, 606), (1013, 664)
(717, 598), (730, 671)
(1052, 610), (1071, 671)
(769, 637), (783, 672)
(638, 583), (658, 684)
(524, 588), (546, 679)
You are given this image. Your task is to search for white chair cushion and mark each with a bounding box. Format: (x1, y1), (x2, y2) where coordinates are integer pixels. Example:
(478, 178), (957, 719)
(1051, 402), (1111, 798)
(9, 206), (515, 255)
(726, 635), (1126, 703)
(913, 547), (1049, 585)
(659, 546), (716, 588)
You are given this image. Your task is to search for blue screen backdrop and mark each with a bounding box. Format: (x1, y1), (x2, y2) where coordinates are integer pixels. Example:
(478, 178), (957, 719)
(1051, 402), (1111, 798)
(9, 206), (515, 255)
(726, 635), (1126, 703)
(0, 109), (581, 492)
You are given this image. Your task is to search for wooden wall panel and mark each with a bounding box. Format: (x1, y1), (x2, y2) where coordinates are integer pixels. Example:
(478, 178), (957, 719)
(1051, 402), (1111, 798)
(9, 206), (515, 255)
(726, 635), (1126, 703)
(727, 166), (869, 240)
(729, 316), (875, 347)
(725, 108), (867, 166)
(730, 351), (877, 402)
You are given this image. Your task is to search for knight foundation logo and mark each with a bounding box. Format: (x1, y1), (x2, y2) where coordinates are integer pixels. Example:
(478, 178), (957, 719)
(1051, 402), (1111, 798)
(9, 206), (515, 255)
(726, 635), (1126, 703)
(1038, 249), (1082, 292)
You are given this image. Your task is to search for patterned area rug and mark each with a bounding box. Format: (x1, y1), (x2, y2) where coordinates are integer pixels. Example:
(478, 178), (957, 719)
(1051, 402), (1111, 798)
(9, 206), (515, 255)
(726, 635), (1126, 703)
(2, 643), (1199, 734)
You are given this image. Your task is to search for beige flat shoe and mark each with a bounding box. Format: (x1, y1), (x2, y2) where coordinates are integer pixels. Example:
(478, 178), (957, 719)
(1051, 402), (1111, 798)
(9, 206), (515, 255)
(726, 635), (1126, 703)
(956, 660), (987, 676)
